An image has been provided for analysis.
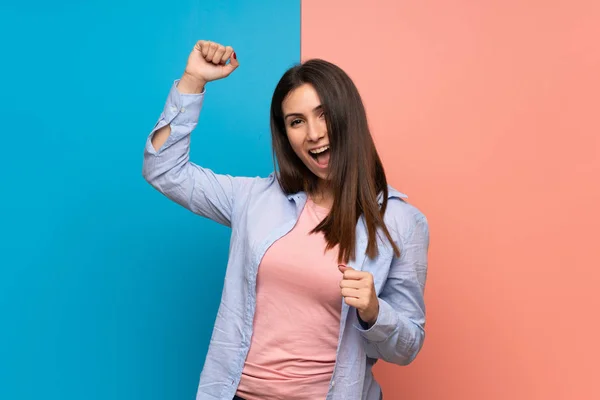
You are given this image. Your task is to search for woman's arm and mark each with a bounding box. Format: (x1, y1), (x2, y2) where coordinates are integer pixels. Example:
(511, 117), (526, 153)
(142, 41), (252, 227)
(357, 208), (430, 365)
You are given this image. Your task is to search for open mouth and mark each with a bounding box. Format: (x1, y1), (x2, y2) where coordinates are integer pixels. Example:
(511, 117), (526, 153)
(308, 145), (330, 167)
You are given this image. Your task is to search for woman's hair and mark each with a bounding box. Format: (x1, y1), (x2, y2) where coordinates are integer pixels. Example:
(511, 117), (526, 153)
(270, 59), (400, 263)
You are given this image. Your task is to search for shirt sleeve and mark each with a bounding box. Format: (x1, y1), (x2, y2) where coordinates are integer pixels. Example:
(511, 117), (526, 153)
(355, 210), (429, 365)
(142, 79), (255, 227)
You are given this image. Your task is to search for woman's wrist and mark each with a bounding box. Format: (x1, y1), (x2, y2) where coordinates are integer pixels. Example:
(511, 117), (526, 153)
(177, 72), (206, 94)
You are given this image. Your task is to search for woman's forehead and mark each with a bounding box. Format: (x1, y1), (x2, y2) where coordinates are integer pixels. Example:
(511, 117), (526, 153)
(282, 84), (322, 113)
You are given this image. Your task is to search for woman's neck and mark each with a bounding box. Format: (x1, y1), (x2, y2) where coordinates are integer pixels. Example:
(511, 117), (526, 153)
(310, 180), (334, 209)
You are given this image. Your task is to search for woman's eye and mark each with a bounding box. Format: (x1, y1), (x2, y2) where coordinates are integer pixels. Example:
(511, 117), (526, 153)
(290, 119), (302, 127)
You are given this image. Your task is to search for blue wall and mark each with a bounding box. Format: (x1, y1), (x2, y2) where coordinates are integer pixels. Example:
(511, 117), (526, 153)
(0, 2), (299, 399)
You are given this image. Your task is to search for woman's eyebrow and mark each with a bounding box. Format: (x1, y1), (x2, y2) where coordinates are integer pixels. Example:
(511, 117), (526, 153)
(284, 105), (323, 120)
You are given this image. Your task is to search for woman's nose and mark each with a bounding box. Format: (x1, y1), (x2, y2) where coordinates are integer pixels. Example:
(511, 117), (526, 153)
(306, 121), (326, 142)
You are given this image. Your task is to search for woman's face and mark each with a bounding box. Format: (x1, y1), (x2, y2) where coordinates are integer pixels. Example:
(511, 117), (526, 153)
(282, 83), (331, 181)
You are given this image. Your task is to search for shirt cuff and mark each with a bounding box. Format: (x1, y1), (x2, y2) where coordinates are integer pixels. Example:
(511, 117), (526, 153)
(161, 79), (205, 126)
(354, 298), (400, 343)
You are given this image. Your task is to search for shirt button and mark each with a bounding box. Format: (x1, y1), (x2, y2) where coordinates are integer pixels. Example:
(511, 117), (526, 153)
(170, 106), (177, 112)
(181, 107), (186, 113)
(331, 380), (335, 387)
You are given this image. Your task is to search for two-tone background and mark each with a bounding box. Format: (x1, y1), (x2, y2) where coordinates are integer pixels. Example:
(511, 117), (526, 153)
(1, 1), (598, 399)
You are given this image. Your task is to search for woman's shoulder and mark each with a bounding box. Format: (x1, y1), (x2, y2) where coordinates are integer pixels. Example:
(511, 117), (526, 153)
(236, 171), (288, 201)
(383, 186), (428, 240)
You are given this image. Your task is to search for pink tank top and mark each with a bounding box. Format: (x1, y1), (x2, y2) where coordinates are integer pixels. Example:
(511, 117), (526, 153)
(235, 198), (342, 400)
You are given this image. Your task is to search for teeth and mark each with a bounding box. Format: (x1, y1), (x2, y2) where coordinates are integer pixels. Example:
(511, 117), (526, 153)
(309, 145), (330, 154)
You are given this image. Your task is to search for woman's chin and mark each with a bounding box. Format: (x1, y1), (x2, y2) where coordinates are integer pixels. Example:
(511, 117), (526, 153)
(304, 157), (330, 180)
(312, 170), (330, 181)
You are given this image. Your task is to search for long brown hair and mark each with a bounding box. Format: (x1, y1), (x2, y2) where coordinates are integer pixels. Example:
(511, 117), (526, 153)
(270, 59), (400, 263)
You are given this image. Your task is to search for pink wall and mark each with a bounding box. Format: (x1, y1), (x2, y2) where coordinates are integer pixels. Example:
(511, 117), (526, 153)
(302, 1), (600, 398)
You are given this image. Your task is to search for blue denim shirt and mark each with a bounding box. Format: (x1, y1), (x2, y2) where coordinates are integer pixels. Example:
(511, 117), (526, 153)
(142, 80), (430, 400)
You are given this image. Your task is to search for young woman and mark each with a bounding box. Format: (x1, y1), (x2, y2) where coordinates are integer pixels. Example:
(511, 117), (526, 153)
(143, 40), (429, 400)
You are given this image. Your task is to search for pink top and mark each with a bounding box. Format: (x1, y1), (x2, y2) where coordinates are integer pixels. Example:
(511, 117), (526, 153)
(236, 199), (342, 400)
